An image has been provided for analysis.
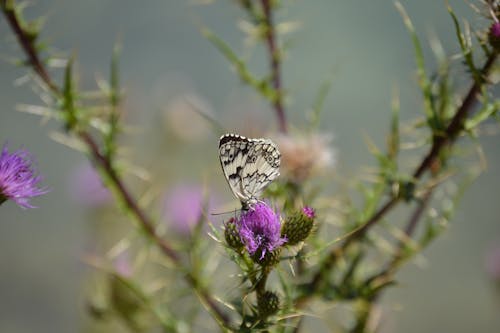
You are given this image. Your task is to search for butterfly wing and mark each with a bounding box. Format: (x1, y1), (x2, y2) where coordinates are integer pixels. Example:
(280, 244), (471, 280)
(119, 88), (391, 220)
(240, 138), (280, 201)
(219, 134), (253, 204)
(219, 134), (280, 209)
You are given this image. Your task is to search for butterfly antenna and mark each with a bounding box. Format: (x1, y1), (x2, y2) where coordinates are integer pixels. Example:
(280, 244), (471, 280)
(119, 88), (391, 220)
(210, 208), (241, 216)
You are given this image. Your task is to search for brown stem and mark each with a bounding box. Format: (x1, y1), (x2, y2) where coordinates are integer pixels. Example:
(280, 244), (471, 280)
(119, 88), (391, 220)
(297, 51), (498, 308)
(355, 62), (499, 333)
(1, 2), (232, 328)
(0, 1), (58, 93)
(78, 132), (180, 262)
(413, 53), (498, 178)
(260, 0), (287, 133)
(367, 189), (433, 285)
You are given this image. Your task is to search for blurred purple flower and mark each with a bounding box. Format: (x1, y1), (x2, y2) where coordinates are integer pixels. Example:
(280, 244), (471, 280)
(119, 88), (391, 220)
(113, 251), (132, 277)
(485, 244), (500, 281)
(69, 164), (111, 207)
(237, 202), (286, 259)
(0, 143), (48, 209)
(163, 184), (207, 234)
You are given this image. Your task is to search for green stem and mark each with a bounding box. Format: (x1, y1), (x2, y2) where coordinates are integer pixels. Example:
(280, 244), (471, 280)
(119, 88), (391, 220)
(0, 2), (233, 329)
(297, 50), (498, 309)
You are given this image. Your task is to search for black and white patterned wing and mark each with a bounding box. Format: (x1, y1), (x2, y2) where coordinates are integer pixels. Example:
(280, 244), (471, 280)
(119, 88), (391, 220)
(239, 138), (280, 202)
(218, 133), (280, 209)
(219, 134), (253, 204)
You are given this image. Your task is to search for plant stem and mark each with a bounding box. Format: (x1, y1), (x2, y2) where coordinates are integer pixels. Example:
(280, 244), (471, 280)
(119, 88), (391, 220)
(363, 189), (433, 287)
(297, 50), (498, 309)
(413, 53), (498, 178)
(0, 2), (232, 329)
(260, 0), (288, 133)
(0, 1), (58, 93)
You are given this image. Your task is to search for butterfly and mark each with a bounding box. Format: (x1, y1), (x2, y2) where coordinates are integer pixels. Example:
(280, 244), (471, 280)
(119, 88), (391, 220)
(219, 133), (281, 210)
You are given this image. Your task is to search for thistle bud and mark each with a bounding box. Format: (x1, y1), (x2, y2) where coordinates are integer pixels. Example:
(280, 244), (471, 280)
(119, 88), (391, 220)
(281, 206), (315, 245)
(252, 247), (281, 267)
(257, 291), (280, 317)
(224, 218), (243, 249)
(488, 22), (500, 50)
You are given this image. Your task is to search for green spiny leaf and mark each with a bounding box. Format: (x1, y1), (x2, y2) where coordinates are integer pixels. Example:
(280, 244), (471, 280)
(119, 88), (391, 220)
(395, 2), (437, 130)
(309, 74), (334, 130)
(62, 57), (78, 130)
(104, 43), (121, 160)
(465, 100), (499, 130)
(387, 87), (400, 160)
(448, 5), (481, 83)
(202, 27), (272, 99)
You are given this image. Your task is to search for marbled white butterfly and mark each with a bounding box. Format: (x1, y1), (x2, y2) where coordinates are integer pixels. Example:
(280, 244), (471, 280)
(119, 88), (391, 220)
(219, 133), (281, 210)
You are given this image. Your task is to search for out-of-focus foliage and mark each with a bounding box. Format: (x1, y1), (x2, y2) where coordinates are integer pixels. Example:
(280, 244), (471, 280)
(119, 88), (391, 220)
(1, 0), (500, 332)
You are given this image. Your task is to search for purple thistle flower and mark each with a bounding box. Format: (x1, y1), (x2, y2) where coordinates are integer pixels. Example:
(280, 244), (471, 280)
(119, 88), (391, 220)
(0, 144), (48, 209)
(236, 202), (286, 259)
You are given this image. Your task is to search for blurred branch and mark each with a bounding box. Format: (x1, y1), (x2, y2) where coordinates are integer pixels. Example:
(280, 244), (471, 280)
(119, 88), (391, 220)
(0, 0), (58, 93)
(205, 0), (288, 132)
(0, 1), (232, 329)
(260, 0), (287, 133)
(109, 273), (179, 332)
(344, 190), (433, 333)
(202, 28), (271, 96)
(296, 49), (498, 309)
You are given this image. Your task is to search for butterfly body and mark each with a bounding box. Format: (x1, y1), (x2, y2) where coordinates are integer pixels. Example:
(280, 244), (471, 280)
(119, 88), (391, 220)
(219, 133), (281, 210)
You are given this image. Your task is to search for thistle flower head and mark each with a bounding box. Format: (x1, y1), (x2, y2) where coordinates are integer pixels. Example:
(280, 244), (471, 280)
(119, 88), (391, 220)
(237, 202), (286, 260)
(257, 291), (280, 317)
(273, 133), (335, 183)
(0, 144), (48, 208)
(281, 206), (316, 246)
(224, 217), (244, 249)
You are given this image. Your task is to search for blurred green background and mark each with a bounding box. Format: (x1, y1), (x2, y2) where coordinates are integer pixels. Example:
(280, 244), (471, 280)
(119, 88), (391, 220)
(1, 0), (499, 332)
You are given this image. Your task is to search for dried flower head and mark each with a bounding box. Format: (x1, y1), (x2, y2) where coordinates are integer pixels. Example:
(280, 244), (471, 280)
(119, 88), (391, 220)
(273, 133), (335, 183)
(237, 202), (286, 260)
(0, 144), (48, 208)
